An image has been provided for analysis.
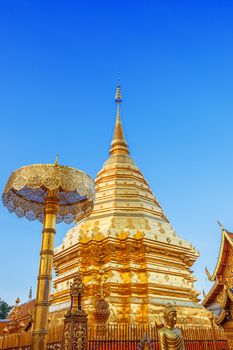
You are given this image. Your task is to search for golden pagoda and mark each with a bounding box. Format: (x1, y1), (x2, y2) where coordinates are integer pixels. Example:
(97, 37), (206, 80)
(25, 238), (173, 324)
(50, 85), (211, 326)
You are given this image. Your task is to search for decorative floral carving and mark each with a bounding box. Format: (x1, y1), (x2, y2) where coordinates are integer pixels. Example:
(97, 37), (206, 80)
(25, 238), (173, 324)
(214, 309), (226, 325)
(47, 344), (61, 350)
(216, 288), (228, 308)
(94, 299), (110, 324)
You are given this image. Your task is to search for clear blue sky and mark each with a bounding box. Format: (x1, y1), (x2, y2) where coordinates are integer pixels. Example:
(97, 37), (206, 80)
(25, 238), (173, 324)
(0, 0), (233, 306)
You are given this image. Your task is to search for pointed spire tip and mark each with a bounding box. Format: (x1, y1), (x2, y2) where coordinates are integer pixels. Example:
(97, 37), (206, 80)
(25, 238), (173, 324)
(110, 83), (129, 156)
(115, 83), (122, 104)
(54, 154), (59, 166)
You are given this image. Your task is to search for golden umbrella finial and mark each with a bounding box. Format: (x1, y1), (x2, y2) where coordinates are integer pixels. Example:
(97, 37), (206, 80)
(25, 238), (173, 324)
(2, 161), (95, 350)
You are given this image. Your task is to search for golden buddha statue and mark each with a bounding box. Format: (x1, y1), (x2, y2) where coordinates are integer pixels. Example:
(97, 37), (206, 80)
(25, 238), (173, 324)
(158, 303), (185, 350)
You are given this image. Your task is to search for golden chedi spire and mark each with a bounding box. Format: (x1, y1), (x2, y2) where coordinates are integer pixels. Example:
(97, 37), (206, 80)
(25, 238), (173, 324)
(110, 84), (129, 156)
(52, 84), (204, 326)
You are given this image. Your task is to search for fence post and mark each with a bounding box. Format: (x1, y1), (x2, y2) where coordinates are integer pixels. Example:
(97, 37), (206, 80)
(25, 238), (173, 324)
(2, 327), (9, 350)
(18, 321), (25, 350)
(61, 273), (88, 350)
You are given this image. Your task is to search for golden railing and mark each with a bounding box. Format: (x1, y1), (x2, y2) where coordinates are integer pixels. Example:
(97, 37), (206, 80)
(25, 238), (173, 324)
(88, 324), (229, 350)
(0, 324), (63, 350)
(0, 323), (229, 350)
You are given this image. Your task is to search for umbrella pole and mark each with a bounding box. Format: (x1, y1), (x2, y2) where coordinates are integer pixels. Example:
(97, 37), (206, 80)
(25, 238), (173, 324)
(31, 190), (59, 350)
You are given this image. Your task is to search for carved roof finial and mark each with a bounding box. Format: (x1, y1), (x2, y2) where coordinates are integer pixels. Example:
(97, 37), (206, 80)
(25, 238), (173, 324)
(28, 286), (32, 300)
(205, 267), (215, 282)
(217, 220), (224, 230)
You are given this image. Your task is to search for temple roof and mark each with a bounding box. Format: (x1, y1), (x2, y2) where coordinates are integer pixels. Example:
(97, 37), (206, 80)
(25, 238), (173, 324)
(8, 299), (35, 322)
(202, 281), (221, 307)
(5, 298), (35, 334)
(203, 226), (233, 307)
(205, 227), (233, 283)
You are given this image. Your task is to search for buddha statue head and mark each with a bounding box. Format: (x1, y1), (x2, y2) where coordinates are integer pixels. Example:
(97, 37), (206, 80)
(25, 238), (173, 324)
(164, 303), (177, 328)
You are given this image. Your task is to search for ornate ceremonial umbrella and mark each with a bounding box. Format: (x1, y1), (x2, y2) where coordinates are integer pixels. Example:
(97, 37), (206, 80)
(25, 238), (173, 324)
(2, 161), (95, 350)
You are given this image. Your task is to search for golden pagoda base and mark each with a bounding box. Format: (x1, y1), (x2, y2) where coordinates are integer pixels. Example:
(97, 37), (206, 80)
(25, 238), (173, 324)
(49, 303), (213, 328)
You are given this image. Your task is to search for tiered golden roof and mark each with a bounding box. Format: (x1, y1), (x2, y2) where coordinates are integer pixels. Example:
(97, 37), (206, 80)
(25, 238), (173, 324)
(51, 85), (210, 325)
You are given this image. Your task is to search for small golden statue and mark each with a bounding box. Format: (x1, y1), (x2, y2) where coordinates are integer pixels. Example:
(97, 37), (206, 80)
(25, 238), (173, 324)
(158, 303), (185, 350)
